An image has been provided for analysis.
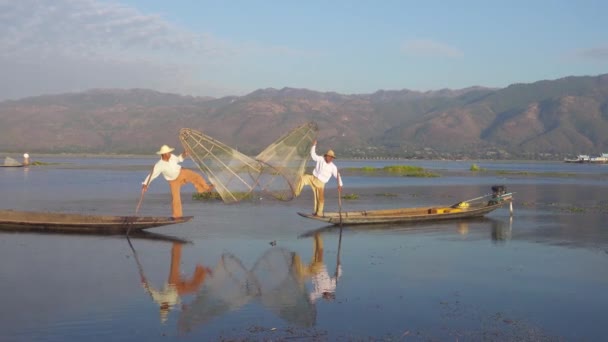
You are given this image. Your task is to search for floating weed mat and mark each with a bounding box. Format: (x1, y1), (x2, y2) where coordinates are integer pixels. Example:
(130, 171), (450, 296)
(375, 192), (398, 197)
(341, 193), (359, 200)
(343, 165), (440, 177)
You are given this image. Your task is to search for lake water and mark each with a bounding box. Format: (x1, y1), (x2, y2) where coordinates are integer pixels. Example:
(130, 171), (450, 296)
(1, 157), (607, 341)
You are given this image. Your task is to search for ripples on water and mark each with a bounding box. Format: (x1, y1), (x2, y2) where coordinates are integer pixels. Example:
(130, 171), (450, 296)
(1, 157), (607, 341)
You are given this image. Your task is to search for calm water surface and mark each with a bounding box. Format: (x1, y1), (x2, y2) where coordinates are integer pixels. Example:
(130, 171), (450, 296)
(1, 157), (607, 341)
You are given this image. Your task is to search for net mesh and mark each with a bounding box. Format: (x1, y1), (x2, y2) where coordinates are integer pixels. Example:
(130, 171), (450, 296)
(180, 122), (318, 203)
(178, 248), (316, 333)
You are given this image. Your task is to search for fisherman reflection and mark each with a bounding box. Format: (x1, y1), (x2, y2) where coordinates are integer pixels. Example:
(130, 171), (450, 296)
(491, 217), (513, 243)
(140, 243), (211, 324)
(178, 247), (317, 332)
(293, 232), (342, 302)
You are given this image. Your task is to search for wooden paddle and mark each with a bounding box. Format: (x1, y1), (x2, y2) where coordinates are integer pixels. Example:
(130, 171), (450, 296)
(128, 163), (156, 236)
(335, 225), (343, 281)
(337, 172), (343, 226)
(135, 163), (156, 215)
(450, 193), (493, 208)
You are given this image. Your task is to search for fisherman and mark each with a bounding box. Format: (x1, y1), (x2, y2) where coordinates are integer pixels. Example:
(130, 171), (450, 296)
(23, 152), (30, 166)
(292, 232), (342, 302)
(140, 242), (211, 324)
(141, 144), (213, 218)
(295, 140), (343, 217)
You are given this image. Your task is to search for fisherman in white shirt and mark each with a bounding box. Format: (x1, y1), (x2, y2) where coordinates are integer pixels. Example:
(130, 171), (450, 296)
(142, 145), (213, 218)
(295, 140), (343, 217)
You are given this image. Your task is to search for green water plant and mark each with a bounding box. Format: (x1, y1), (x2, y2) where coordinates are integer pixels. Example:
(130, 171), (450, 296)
(375, 193), (398, 197)
(341, 193), (359, 200)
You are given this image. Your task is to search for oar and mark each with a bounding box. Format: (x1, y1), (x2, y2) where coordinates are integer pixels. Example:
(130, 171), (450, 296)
(451, 193), (493, 208)
(136, 163), (156, 215)
(337, 172), (343, 226)
(128, 163), (156, 236)
(335, 225), (343, 283)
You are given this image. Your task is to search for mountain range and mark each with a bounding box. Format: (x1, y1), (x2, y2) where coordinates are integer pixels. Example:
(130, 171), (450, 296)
(1, 74), (607, 159)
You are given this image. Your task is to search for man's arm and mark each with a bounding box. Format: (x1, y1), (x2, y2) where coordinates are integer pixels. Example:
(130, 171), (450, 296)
(310, 140), (323, 162)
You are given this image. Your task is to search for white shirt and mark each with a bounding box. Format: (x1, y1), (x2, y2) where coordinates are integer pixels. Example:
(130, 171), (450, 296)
(311, 145), (343, 186)
(142, 154), (184, 184)
(309, 264), (343, 302)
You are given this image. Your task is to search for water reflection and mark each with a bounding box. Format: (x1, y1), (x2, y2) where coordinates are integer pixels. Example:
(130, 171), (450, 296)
(128, 232), (346, 333)
(139, 243), (211, 323)
(491, 217), (513, 244)
(299, 217), (514, 245)
(293, 232), (342, 302)
(178, 247), (316, 332)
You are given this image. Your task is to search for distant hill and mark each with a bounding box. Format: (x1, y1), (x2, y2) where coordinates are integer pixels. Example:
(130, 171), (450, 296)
(1, 75), (607, 159)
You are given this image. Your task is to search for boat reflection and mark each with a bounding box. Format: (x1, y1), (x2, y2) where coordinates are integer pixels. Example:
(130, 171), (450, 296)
(299, 217), (513, 244)
(128, 231), (345, 332)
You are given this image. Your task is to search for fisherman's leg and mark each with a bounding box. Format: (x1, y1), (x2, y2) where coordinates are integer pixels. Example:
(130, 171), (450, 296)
(169, 180), (183, 218)
(291, 253), (309, 280)
(181, 168), (212, 192)
(175, 265), (208, 295)
(312, 179), (325, 216)
(168, 243), (182, 284)
(313, 232), (324, 264)
(294, 174), (314, 197)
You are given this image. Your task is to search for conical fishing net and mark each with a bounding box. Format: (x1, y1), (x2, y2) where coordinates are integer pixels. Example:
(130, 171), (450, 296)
(251, 248), (316, 327)
(178, 248), (316, 333)
(178, 253), (260, 332)
(255, 122), (318, 201)
(180, 122), (317, 203)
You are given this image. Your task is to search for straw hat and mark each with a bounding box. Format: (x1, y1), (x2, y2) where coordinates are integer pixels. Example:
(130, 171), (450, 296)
(156, 145), (175, 155)
(324, 150), (336, 158)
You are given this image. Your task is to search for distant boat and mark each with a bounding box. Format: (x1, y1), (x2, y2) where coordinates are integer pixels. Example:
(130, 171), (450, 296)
(590, 153), (608, 164)
(564, 153), (607, 163)
(564, 154), (590, 163)
(1, 156), (23, 167)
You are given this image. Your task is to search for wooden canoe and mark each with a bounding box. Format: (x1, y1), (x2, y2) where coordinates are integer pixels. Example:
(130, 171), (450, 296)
(0, 209), (193, 234)
(298, 196), (512, 226)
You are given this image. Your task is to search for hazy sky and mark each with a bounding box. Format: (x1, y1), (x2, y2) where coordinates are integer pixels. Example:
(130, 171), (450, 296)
(1, 0), (607, 100)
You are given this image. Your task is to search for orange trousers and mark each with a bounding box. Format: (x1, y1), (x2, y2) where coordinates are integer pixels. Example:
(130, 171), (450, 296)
(168, 243), (208, 295)
(169, 168), (212, 218)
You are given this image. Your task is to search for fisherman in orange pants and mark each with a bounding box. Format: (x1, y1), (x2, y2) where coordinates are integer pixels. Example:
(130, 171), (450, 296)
(141, 242), (211, 323)
(141, 144), (213, 217)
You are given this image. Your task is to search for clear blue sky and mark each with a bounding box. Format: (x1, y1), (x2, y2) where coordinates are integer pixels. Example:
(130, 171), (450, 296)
(1, 0), (606, 100)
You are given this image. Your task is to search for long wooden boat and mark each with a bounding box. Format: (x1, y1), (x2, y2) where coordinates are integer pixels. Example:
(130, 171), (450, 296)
(0, 209), (193, 234)
(298, 194), (512, 226)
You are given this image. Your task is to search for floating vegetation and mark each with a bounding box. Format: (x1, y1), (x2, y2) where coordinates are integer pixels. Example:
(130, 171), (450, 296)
(192, 192), (224, 201)
(341, 193), (359, 200)
(375, 193), (398, 197)
(383, 165), (424, 173)
(469, 163), (486, 172)
(343, 165), (439, 177)
(30, 161), (61, 166)
(562, 206), (585, 213)
(384, 165), (440, 177)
